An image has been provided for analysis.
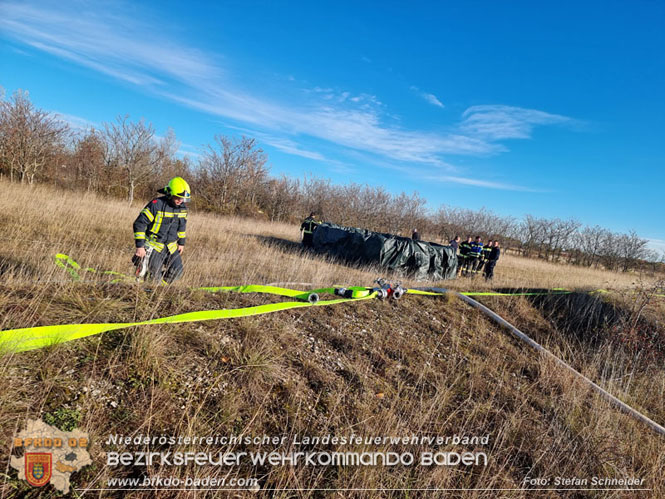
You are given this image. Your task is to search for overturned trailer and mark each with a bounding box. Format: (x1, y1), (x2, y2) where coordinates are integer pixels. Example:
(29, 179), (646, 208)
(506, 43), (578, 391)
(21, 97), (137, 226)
(312, 222), (457, 281)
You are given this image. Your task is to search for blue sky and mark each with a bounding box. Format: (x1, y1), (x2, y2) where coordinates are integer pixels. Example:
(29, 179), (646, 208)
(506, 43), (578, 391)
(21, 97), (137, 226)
(1, 1), (664, 253)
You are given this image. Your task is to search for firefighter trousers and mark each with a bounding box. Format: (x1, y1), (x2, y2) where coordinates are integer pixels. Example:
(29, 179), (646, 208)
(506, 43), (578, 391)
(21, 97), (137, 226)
(148, 248), (184, 284)
(463, 256), (478, 275)
(484, 260), (497, 280)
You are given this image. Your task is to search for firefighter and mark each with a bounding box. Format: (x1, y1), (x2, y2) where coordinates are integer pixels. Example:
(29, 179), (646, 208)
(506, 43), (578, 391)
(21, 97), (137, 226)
(449, 235), (460, 252)
(459, 237), (472, 276)
(133, 177), (190, 284)
(412, 229), (421, 241)
(467, 236), (484, 276)
(484, 240), (501, 280)
(479, 239), (493, 273)
(448, 236), (460, 274)
(300, 212), (320, 248)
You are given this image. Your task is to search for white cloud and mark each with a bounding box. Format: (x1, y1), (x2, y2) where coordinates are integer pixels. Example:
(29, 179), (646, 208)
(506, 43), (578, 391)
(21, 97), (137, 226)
(647, 238), (665, 257)
(175, 144), (202, 159)
(54, 111), (98, 131)
(223, 124), (327, 161)
(423, 93), (444, 108)
(0, 2), (219, 87)
(410, 86), (444, 108)
(424, 174), (539, 191)
(461, 105), (571, 140)
(256, 136), (326, 161)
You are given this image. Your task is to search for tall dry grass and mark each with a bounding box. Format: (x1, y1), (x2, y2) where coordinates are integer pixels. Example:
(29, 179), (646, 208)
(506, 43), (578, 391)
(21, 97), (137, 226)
(3, 180), (653, 292)
(1, 180), (663, 497)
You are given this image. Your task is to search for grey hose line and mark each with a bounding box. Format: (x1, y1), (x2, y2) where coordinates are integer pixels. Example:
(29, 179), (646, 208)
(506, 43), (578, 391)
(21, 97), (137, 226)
(420, 287), (665, 437)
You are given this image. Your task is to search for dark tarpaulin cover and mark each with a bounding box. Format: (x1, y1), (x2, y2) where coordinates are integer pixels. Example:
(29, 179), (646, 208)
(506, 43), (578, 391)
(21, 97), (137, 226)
(311, 223), (457, 280)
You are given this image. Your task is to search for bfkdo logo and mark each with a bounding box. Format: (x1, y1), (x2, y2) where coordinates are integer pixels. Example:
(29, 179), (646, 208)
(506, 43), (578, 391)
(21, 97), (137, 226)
(25, 452), (52, 487)
(11, 419), (92, 494)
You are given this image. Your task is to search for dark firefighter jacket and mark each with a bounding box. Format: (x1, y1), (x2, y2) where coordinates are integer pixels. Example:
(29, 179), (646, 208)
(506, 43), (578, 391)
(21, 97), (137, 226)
(469, 241), (483, 259)
(133, 196), (187, 254)
(301, 217), (320, 234)
(488, 247), (501, 262)
(481, 245), (492, 261)
(459, 241), (472, 256)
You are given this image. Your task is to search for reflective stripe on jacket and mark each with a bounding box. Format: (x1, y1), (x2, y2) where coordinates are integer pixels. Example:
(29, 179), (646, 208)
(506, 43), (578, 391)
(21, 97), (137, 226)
(469, 241), (483, 258)
(301, 217), (320, 234)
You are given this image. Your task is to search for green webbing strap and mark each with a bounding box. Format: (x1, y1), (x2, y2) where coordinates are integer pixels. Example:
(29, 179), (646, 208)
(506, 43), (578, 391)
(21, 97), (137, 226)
(0, 291), (378, 354)
(54, 254), (132, 283)
(54, 254), (82, 279)
(197, 285), (372, 300)
(406, 289), (442, 296)
(199, 285), (314, 299)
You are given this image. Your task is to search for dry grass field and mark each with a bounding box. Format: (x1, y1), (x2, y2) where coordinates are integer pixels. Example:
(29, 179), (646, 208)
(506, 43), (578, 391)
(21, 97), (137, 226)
(2, 181), (649, 292)
(1, 181), (663, 497)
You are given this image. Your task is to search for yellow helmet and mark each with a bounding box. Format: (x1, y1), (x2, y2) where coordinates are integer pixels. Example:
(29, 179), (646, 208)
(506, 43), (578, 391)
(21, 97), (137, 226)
(165, 177), (191, 201)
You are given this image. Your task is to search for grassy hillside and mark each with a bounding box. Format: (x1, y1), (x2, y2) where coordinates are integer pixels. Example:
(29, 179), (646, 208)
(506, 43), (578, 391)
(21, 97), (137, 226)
(1, 181), (663, 497)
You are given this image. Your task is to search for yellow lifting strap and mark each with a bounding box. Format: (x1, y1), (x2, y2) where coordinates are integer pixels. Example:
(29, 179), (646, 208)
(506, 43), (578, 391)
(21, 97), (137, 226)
(1, 265), (378, 354)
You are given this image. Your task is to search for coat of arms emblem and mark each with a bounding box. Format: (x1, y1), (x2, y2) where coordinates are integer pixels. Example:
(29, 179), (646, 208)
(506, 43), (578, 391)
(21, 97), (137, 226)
(25, 453), (52, 487)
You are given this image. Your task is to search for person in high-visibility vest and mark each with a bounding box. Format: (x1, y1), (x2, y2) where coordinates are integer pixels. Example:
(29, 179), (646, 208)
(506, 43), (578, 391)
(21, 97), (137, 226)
(133, 177), (190, 283)
(484, 240), (501, 280)
(478, 239), (493, 274)
(459, 237), (472, 276)
(300, 212), (320, 248)
(466, 236), (484, 276)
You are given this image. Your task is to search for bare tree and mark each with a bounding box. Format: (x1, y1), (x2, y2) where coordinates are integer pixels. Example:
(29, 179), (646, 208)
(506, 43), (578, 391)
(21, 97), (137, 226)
(0, 90), (69, 184)
(573, 225), (607, 267)
(70, 129), (106, 192)
(517, 215), (546, 257)
(197, 136), (269, 214)
(391, 191), (427, 236)
(300, 176), (335, 221)
(101, 115), (169, 204)
(616, 231), (650, 272)
(543, 218), (581, 262)
(259, 175), (301, 222)
(599, 231), (620, 271)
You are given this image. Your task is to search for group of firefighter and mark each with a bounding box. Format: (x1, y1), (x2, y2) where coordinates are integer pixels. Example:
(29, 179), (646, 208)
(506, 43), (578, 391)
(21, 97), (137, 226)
(449, 236), (501, 280)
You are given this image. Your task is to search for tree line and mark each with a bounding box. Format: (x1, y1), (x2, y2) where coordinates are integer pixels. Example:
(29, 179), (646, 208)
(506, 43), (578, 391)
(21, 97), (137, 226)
(1, 89), (662, 273)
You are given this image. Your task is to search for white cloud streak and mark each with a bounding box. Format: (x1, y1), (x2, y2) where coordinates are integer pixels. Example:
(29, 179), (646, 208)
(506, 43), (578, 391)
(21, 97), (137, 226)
(461, 105), (571, 140)
(647, 238), (665, 256)
(424, 174), (540, 191)
(410, 86), (444, 108)
(54, 111), (98, 131)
